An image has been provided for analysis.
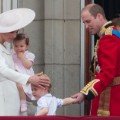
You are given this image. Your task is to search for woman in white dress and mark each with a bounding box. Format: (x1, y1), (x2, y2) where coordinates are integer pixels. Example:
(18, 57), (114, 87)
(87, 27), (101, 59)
(0, 8), (50, 116)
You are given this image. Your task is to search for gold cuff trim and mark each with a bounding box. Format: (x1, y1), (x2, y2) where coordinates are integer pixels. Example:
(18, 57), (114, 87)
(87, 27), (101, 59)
(90, 88), (98, 96)
(80, 79), (99, 96)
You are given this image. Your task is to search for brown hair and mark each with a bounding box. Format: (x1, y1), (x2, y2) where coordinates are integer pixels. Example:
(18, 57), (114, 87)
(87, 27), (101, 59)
(13, 33), (29, 45)
(112, 18), (120, 26)
(82, 3), (106, 19)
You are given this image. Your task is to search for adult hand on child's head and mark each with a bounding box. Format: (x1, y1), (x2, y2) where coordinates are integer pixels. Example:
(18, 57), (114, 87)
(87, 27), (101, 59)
(28, 72), (51, 89)
(37, 72), (51, 87)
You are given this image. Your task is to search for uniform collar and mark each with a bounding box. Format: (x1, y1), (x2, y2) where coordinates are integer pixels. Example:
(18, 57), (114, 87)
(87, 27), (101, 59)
(98, 21), (114, 38)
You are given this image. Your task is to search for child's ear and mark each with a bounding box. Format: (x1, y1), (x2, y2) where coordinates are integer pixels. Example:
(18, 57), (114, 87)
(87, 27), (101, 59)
(44, 86), (49, 91)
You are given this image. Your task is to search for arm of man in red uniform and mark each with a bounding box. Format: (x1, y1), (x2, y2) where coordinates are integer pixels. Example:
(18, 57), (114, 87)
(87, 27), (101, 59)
(72, 34), (120, 102)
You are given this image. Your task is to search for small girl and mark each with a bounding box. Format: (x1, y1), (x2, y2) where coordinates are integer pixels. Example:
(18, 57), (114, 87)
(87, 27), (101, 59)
(31, 78), (76, 116)
(12, 33), (35, 112)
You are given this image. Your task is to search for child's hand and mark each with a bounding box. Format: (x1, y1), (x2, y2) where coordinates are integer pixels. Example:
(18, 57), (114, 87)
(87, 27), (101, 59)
(71, 92), (85, 104)
(17, 52), (24, 59)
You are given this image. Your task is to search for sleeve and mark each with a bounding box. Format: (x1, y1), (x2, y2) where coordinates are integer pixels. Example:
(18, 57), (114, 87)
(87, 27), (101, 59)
(37, 97), (48, 108)
(25, 51), (35, 62)
(0, 52), (29, 85)
(56, 98), (64, 108)
(81, 35), (119, 100)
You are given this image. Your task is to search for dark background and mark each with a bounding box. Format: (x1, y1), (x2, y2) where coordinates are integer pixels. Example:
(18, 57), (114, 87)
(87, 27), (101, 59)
(95, 0), (120, 20)
(94, 0), (120, 44)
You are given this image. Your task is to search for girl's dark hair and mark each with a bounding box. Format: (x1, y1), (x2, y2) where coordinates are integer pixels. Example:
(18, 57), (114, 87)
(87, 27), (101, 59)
(13, 33), (29, 45)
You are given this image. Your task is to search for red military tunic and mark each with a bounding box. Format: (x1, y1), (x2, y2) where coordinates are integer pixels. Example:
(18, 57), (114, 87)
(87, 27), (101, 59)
(81, 21), (120, 116)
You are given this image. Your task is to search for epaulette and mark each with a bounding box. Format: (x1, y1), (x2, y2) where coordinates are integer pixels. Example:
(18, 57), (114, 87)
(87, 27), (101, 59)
(99, 21), (113, 37)
(98, 21), (120, 38)
(102, 27), (120, 39)
(104, 27), (113, 35)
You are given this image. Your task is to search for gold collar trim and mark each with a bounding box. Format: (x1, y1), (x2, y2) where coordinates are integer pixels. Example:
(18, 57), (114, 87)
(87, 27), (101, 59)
(98, 21), (113, 38)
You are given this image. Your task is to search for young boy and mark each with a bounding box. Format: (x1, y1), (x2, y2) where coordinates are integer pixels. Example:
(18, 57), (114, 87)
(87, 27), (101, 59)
(31, 77), (76, 116)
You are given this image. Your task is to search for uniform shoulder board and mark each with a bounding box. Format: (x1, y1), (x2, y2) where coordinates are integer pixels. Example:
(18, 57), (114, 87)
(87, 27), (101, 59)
(105, 27), (120, 39)
(105, 27), (113, 35)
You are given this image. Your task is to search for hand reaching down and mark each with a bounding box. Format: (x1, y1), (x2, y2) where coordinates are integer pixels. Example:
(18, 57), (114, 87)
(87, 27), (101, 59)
(71, 92), (85, 104)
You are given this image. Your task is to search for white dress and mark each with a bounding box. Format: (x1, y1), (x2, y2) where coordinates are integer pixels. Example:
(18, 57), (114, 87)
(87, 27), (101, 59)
(11, 50), (35, 100)
(0, 44), (29, 116)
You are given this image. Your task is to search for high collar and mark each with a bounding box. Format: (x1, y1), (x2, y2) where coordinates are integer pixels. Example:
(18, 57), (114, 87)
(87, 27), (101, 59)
(98, 21), (114, 38)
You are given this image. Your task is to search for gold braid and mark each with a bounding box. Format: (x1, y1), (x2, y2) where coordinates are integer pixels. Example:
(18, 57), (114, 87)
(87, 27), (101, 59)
(94, 40), (99, 77)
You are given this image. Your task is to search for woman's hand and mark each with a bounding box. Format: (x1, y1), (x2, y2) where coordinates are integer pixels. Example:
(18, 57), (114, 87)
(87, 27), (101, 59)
(28, 72), (51, 88)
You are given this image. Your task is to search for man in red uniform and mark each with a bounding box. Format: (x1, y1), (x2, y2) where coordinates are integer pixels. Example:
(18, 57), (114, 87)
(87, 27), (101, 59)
(72, 3), (120, 116)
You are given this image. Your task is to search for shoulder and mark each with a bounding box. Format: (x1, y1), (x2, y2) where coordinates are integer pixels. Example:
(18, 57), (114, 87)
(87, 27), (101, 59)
(10, 49), (15, 55)
(25, 50), (35, 56)
(37, 97), (46, 105)
(38, 94), (51, 102)
(104, 26), (120, 39)
(37, 95), (50, 107)
(104, 26), (113, 36)
(25, 50), (35, 59)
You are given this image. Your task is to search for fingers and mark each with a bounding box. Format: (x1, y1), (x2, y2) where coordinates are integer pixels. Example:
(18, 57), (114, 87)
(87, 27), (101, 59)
(71, 94), (78, 98)
(38, 79), (50, 87)
(42, 74), (50, 80)
(38, 84), (46, 89)
(39, 74), (51, 83)
(32, 72), (51, 88)
(35, 72), (50, 80)
(36, 72), (50, 79)
(36, 72), (43, 76)
(39, 82), (50, 87)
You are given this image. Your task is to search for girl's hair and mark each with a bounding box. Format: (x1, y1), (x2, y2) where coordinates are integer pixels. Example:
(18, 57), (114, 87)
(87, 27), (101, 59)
(13, 33), (29, 45)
